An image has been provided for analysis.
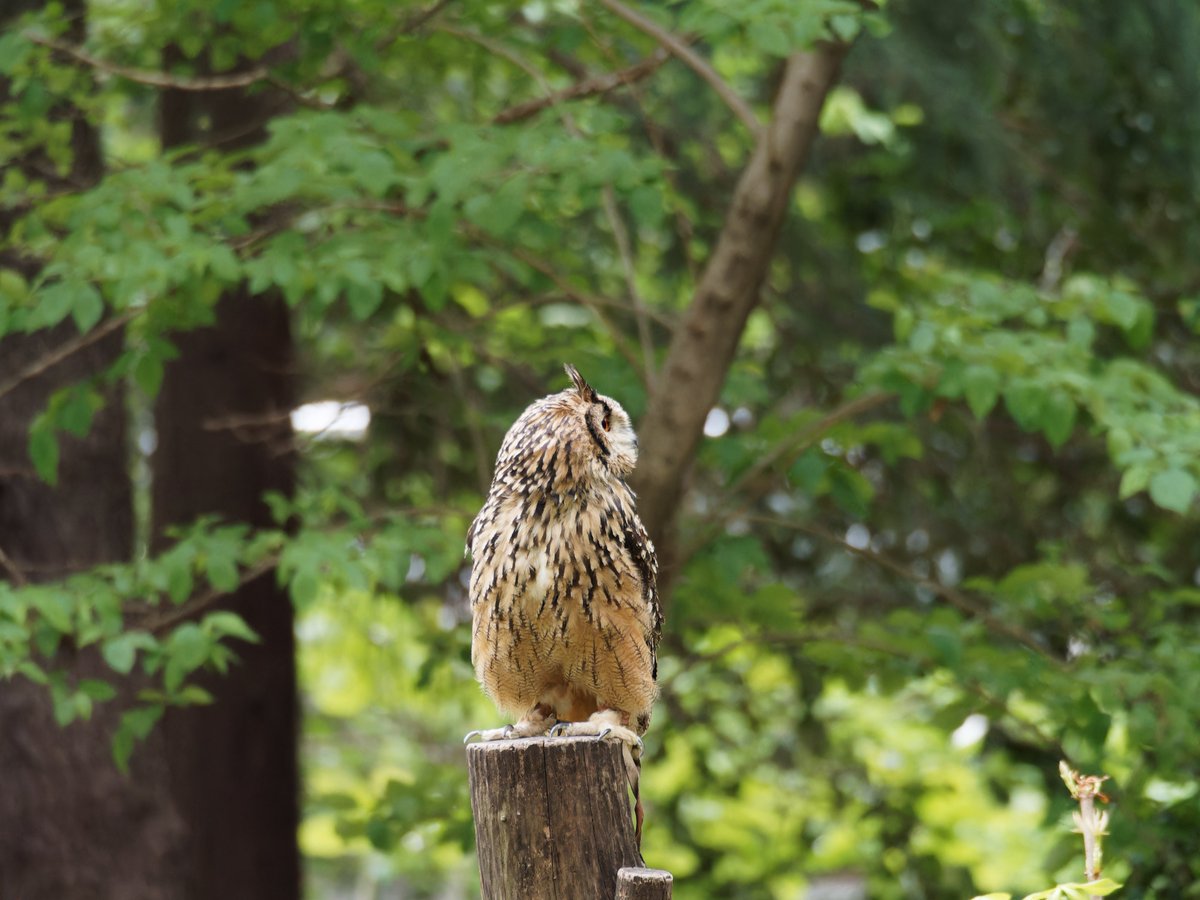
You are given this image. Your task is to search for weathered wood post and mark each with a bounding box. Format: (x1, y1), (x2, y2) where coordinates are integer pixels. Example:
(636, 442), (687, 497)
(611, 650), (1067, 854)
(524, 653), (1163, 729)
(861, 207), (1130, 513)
(467, 736), (673, 899)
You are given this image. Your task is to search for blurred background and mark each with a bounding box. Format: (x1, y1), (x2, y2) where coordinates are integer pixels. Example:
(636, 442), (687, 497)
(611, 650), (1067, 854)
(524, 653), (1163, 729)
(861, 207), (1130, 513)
(2, 1), (1199, 898)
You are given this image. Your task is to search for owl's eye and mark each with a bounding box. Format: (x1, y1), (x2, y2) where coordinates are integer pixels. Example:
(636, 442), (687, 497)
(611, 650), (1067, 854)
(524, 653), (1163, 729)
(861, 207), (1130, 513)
(601, 415), (611, 432)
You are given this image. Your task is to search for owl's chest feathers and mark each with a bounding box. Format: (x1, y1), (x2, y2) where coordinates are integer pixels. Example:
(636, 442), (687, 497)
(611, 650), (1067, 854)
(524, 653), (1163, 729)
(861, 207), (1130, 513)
(478, 484), (636, 626)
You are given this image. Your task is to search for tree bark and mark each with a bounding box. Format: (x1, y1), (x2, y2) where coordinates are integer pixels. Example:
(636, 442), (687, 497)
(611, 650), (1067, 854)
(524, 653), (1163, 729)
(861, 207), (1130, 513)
(631, 44), (853, 563)
(0, 324), (187, 900)
(467, 737), (656, 900)
(154, 73), (299, 900)
(0, 3), (186, 896)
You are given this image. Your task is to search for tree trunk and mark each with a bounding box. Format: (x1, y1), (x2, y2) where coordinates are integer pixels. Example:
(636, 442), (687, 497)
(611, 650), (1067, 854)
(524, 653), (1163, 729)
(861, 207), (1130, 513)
(153, 73), (300, 900)
(0, 324), (187, 900)
(0, 3), (185, 896)
(467, 737), (669, 900)
(631, 44), (853, 571)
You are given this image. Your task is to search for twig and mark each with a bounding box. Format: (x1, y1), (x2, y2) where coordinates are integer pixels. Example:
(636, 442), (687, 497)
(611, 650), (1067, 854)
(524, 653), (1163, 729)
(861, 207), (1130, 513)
(726, 392), (893, 501)
(138, 555), (280, 635)
(493, 241), (647, 381)
(576, 14), (700, 280)
(434, 24), (545, 83)
(746, 514), (1066, 667)
(662, 628), (1067, 756)
(492, 50), (669, 125)
(681, 391), (894, 556)
(415, 25), (656, 385)
(0, 543), (28, 587)
(595, 0), (762, 135)
(601, 185), (657, 387)
(1039, 225), (1079, 292)
(0, 310), (138, 403)
(23, 32), (270, 91)
(380, 0), (455, 48)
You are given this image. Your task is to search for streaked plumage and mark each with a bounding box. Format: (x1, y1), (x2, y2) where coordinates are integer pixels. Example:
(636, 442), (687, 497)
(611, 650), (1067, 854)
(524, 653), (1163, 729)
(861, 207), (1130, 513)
(464, 364), (661, 839)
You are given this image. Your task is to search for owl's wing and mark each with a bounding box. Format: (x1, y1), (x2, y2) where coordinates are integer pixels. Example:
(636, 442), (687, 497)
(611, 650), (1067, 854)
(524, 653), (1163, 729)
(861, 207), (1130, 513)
(623, 514), (662, 676)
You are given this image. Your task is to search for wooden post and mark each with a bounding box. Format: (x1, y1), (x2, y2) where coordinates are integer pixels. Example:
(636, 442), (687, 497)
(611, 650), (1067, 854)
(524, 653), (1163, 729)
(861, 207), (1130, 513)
(467, 736), (672, 900)
(616, 867), (673, 899)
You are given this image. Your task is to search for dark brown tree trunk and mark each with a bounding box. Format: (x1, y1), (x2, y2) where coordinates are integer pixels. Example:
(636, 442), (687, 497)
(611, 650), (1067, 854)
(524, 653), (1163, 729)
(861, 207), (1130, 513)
(0, 324), (187, 900)
(153, 72), (300, 900)
(0, 5), (185, 897)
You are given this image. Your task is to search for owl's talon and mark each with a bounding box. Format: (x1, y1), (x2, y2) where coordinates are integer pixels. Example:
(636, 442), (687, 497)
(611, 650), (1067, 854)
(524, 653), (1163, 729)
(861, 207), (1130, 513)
(463, 730), (483, 744)
(596, 726), (613, 740)
(549, 722), (570, 737)
(503, 724), (514, 738)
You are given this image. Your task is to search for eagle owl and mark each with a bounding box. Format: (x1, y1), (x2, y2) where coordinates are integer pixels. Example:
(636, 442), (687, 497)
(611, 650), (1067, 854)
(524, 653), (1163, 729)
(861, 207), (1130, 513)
(465, 364), (661, 838)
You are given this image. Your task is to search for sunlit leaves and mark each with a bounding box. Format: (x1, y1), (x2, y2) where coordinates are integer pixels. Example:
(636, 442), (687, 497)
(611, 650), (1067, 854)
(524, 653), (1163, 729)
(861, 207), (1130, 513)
(864, 269), (1199, 513)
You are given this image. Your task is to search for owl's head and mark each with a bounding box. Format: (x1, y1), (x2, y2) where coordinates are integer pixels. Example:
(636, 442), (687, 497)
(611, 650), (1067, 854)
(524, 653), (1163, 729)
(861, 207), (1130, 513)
(559, 363), (639, 478)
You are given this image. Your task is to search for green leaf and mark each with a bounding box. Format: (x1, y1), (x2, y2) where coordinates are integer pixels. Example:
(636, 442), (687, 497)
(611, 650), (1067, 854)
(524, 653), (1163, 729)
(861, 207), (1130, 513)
(1004, 381), (1045, 433)
(111, 725), (134, 774)
(1148, 469), (1196, 514)
(165, 550), (195, 604)
(71, 284), (104, 333)
(49, 676), (76, 726)
(788, 450), (828, 492)
(1041, 391), (1076, 448)
(175, 684), (215, 705)
(1118, 465), (1150, 499)
(78, 678), (117, 702)
(747, 19), (792, 56)
(27, 415), (60, 485)
(112, 704), (164, 773)
(31, 589), (73, 633)
(346, 281), (384, 320)
(28, 281), (76, 330)
(205, 552), (240, 593)
(927, 626), (962, 667)
(963, 365), (1000, 419)
(163, 623), (211, 693)
(1103, 290), (1139, 329)
(125, 704), (165, 740)
(133, 353), (165, 397)
(59, 387), (100, 438)
(289, 565), (320, 607)
(202, 611), (260, 644)
(102, 631), (157, 675)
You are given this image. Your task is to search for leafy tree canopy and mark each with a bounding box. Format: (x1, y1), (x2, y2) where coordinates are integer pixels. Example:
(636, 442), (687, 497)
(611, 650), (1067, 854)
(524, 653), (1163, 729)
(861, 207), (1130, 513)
(2, 0), (1199, 897)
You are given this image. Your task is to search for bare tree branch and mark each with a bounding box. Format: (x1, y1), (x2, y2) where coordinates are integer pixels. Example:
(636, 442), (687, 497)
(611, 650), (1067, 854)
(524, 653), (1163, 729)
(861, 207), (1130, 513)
(0, 543), (28, 587)
(749, 514), (1066, 667)
(596, 0), (762, 135)
(680, 391), (894, 559)
(631, 41), (854, 559)
(377, 0), (455, 50)
(23, 32), (271, 91)
(497, 242), (648, 381)
(493, 49), (669, 125)
(0, 310), (138, 403)
(602, 185), (657, 383)
(138, 556), (280, 635)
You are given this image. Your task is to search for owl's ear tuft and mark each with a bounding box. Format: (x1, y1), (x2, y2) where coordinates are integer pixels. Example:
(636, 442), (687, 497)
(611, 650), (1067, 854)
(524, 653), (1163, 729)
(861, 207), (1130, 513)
(564, 363), (597, 401)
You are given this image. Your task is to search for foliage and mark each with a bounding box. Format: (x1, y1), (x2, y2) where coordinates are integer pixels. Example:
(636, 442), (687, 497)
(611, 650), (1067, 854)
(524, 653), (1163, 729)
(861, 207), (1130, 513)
(3, 0), (1200, 897)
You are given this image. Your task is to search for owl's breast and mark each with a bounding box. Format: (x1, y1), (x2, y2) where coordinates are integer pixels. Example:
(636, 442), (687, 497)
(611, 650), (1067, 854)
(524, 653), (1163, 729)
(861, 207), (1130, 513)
(469, 488), (652, 632)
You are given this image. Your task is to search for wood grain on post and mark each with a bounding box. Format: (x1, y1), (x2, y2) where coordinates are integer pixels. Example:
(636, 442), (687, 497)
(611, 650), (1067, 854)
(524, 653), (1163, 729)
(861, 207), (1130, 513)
(616, 866), (673, 899)
(467, 736), (668, 900)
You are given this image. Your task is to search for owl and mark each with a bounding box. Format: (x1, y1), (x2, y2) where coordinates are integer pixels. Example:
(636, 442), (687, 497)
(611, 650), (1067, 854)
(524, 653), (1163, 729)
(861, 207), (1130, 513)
(464, 363), (661, 840)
